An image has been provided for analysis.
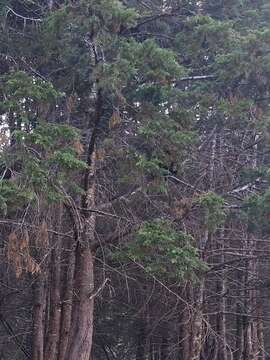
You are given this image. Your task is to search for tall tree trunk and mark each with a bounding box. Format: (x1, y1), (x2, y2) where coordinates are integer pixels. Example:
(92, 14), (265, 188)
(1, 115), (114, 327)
(64, 148), (97, 360)
(44, 207), (62, 360)
(217, 229), (228, 360)
(63, 77), (101, 358)
(64, 242), (95, 360)
(189, 130), (217, 360)
(57, 241), (75, 360)
(32, 275), (45, 360)
(257, 305), (265, 360)
(189, 283), (204, 360)
(234, 272), (244, 360)
(178, 288), (191, 360)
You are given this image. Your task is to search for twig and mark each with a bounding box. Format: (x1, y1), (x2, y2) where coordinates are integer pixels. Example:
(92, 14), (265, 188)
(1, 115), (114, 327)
(6, 6), (43, 22)
(89, 278), (109, 299)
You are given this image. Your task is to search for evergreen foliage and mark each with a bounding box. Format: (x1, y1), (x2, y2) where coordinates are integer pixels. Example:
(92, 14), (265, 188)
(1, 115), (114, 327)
(0, 0), (269, 358)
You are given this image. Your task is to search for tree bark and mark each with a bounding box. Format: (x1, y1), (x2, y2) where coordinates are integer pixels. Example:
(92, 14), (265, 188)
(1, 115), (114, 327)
(64, 149), (97, 360)
(32, 275), (45, 360)
(44, 207), (62, 360)
(217, 229), (228, 360)
(189, 282), (204, 360)
(44, 245), (61, 360)
(136, 317), (147, 360)
(257, 306), (265, 360)
(57, 242), (75, 360)
(64, 242), (95, 360)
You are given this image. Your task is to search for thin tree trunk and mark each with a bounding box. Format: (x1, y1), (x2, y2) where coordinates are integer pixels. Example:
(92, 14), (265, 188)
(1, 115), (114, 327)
(234, 271), (244, 360)
(57, 242), (75, 360)
(189, 131), (217, 360)
(257, 306), (265, 360)
(178, 288), (191, 360)
(160, 329), (169, 360)
(32, 275), (45, 360)
(179, 312), (190, 360)
(44, 207), (62, 360)
(136, 318), (147, 360)
(217, 229), (228, 360)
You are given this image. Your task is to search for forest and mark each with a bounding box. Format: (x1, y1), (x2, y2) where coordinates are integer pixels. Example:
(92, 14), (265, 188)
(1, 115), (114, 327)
(0, 0), (270, 359)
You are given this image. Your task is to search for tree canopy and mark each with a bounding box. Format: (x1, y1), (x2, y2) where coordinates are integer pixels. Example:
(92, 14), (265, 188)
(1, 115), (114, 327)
(0, 0), (270, 359)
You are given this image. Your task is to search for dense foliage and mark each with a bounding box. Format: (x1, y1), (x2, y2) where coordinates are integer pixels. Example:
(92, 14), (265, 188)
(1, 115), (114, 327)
(0, 0), (269, 359)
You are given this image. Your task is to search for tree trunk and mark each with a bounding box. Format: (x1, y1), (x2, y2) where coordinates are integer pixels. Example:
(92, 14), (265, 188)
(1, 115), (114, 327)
(178, 297), (191, 360)
(189, 283), (204, 360)
(44, 245), (61, 360)
(217, 229), (228, 360)
(257, 307), (265, 360)
(64, 153), (96, 360)
(57, 243), (75, 360)
(136, 318), (147, 360)
(64, 83), (100, 359)
(234, 296), (244, 359)
(44, 208), (62, 360)
(160, 327), (169, 360)
(64, 242), (95, 360)
(32, 275), (45, 360)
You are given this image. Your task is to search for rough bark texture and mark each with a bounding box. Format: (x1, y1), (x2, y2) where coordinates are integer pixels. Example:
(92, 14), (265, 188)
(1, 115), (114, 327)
(44, 245), (61, 360)
(57, 246), (75, 360)
(64, 243), (95, 360)
(32, 276), (45, 360)
(64, 144), (97, 359)
(44, 209), (62, 360)
(189, 284), (204, 360)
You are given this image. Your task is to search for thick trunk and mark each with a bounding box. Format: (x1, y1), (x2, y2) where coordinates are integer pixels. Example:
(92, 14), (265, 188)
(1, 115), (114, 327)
(178, 296), (191, 360)
(64, 242), (94, 360)
(189, 282), (204, 360)
(44, 208), (62, 360)
(57, 246), (75, 360)
(32, 276), (45, 360)
(44, 240), (61, 360)
(63, 84), (100, 359)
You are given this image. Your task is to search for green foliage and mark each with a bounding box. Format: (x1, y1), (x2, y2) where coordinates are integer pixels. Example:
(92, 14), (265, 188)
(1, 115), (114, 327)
(15, 121), (86, 180)
(127, 38), (184, 83)
(1, 120), (86, 211)
(239, 167), (267, 184)
(0, 71), (58, 113)
(242, 190), (270, 233)
(198, 192), (226, 232)
(118, 220), (206, 281)
(135, 155), (164, 177)
(0, 181), (34, 215)
(50, 149), (87, 171)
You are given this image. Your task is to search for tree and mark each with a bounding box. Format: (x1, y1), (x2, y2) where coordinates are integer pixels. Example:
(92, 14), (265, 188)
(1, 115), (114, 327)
(0, 0), (270, 359)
